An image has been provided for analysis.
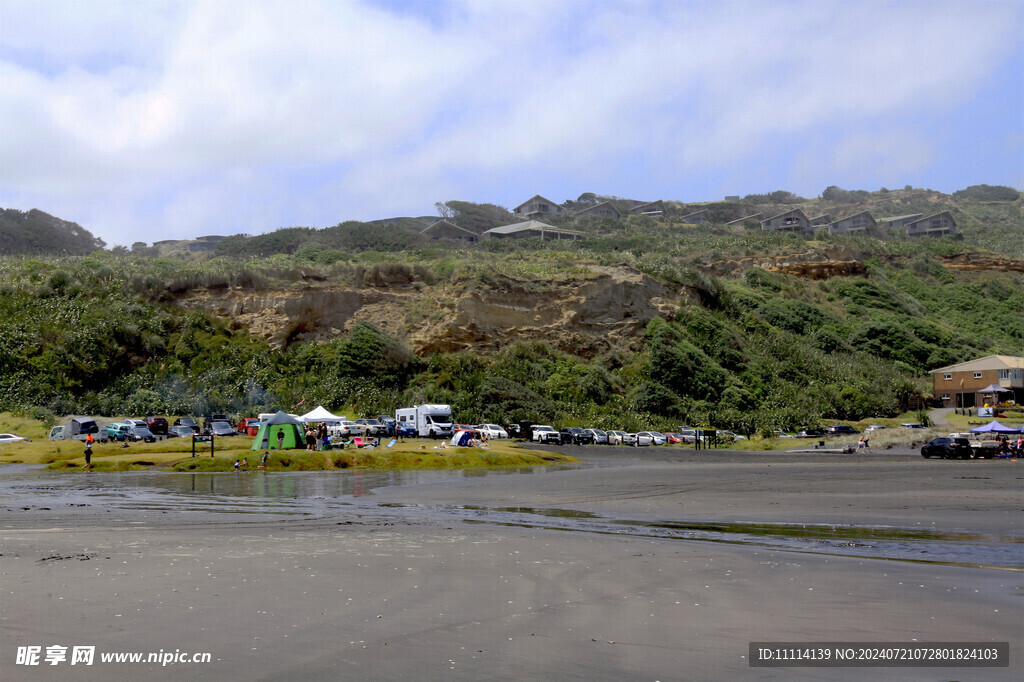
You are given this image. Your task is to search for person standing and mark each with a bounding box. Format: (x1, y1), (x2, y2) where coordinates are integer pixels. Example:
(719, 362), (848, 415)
(276, 428), (285, 450)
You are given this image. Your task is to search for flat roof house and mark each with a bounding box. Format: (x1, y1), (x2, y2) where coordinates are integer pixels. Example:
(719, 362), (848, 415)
(905, 211), (957, 238)
(760, 209), (811, 234)
(930, 355), (1024, 408)
(828, 211), (876, 234)
(574, 201), (621, 219)
(513, 195), (564, 219)
(420, 219), (478, 244)
(482, 220), (583, 241)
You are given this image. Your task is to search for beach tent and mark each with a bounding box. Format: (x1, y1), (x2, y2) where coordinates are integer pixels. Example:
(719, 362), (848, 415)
(251, 411), (306, 450)
(450, 430), (472, 446)
(969, 420), (1022, 434)
(299, 405), (344, 424)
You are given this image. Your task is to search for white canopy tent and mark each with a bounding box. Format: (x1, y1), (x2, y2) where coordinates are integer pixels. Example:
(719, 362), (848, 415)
(298, 406), (345, 424)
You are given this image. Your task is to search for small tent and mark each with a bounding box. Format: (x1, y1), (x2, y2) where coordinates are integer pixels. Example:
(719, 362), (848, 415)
(450, 430), (472, 446)
(299, 405), (344, 424)
(251, 411), (306, 451)
(969, 420), (1022, 434)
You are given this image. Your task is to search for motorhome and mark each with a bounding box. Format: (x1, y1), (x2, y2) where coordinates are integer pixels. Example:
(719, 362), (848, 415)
(48, 416), (102, 441)
(395, 404), (454, 439)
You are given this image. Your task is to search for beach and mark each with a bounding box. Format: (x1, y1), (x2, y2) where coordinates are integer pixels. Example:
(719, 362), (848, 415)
(1, 447), (1021, 681)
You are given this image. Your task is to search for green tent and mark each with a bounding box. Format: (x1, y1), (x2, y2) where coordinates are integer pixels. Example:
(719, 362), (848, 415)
(251, 411), (305, 451)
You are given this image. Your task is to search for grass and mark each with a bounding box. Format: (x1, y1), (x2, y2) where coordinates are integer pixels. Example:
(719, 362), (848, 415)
(0, 416), (578, 471)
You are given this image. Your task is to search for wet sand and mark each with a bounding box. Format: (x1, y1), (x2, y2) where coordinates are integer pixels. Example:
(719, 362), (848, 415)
(1, 448), (1021, 681)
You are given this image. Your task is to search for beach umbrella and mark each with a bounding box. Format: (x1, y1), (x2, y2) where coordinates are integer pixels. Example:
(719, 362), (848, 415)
(969, 420), (1022, 434)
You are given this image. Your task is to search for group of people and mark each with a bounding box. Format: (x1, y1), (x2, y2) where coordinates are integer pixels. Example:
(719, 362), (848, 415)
(304, 423), (331, 451)
(234, 452), (271, 471)
(994, 434), (1024, 456)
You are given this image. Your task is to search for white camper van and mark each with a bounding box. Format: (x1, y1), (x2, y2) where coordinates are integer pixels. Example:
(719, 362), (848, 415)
(395, 404), (454, 439)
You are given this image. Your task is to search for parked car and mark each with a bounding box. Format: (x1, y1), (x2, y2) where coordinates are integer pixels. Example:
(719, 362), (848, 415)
(174, 417), (200, 433)
(144, 416), (169, 435)
(208, 421), (237, 437)
(621, 432), (639, 446)
(0, 433), (29, 444)
(476, 424), (509, 439)
(531, 425), (561, 445)
(559, 427), (594, 445)
(676, 428), (700, 443)
(636, 431), (666, 446)
(607, 430), (628, 445)
(826, 425), (860, 435)
(355, 418), (389, 437)
(168, 425), (195, 438)
(237, 417), (260, 433)
(330, 421), (366, 438)
(129, 425), (158, 443)
(586, 428), (609, 444)
(106, 423), (133, 441)
(772, 430), (796, 438)
(376, 415), (397, 435)
(506, 421), (535, 440)
(125, 419), (147, 429)
(663, 432), (683, 444)
(795, 428), (826, 438)
(717, 430), (746, 441)
(864, 425), (886, 433)
(395, 423), (417, 438)
(921, 437), (973, 459)
(900, 423), (926, 430)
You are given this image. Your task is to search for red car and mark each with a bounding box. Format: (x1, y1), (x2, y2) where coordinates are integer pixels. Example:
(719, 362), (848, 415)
(237, 417), (260, 433)
(663, 432), (683, 444)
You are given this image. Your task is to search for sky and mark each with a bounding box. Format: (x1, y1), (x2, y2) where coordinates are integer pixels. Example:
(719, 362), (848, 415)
(0, 0), (1021, 247)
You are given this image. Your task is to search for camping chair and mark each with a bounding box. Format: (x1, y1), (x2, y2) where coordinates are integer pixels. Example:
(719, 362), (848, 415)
(386, 439), (397, 448)
(353, 437), (364, 448)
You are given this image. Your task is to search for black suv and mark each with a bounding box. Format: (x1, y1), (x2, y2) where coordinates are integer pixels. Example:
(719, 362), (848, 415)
(559, 427), (595, 445)
(174, 417), (200, 433)
(921, 437), (973, 459)
(826, 424), (860, 435)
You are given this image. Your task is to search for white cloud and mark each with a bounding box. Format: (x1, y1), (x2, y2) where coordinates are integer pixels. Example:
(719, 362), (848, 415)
(0, 0), (1019, 244)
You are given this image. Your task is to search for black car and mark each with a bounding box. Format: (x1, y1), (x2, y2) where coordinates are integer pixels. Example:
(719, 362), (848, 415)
(921, 437), (973, 459)
(559, 427), (595, 445)
(826, 425), (860, 435)
(174, 418), (200, 433)
(167, 425), (195, 438)
(207, 421), (237, 437)
(129, 426), (157, 443)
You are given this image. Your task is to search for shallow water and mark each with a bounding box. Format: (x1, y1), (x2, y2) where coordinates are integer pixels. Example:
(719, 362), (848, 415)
(1, 465), (1020, 570)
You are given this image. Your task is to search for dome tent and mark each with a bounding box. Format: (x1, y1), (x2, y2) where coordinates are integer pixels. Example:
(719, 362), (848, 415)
(251, 411), (305, 451)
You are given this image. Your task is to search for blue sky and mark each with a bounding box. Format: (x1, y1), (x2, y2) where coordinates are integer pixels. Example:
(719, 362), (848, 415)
(0, 0), (1020, 246)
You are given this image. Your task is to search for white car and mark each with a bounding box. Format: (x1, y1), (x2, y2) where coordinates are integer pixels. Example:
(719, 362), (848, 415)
(864, 425), (887, 433)
(607, 430), (628, 445)
(475, 424), (508, 439)
(586, 428), (609, 444)
(531, 425), (561, 445)
(636, 431), (666, 446)
(0, 433), (29, 444)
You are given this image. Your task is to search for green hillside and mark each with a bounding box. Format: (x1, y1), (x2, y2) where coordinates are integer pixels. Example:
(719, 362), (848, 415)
(0, 208), (106, 256)
(0, 186), (1020, 435)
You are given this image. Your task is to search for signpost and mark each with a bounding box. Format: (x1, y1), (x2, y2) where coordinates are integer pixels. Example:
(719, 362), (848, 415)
(192, 434), (214, 457)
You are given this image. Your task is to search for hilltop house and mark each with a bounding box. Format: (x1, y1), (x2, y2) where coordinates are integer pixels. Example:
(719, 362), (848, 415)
(680, 209), (709, 224)
(630, 200), (665, 217)
(482, 220), (582, 241)
(725, 213), (762, 227)
(930, 355), (1024, 408)
(513, 195), (564, 219)
(809, 214), (832, 227)
(420, 219), (478, 244)
(905, 211), (957, 238)
(828, 211), (876, 234)
(574, 201), (621, 219)
(876, 213), (923, 229)
(760, 209), (811, 234)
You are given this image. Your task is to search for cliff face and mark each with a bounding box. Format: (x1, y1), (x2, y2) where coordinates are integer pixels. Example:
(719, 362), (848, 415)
(176, 252), (1024, 353)
(178, 266), (678, 354)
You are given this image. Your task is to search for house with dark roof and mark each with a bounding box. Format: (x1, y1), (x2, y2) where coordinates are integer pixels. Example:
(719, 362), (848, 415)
(574, 201), (621, 219)
(828, 211), (876, 234)
(630, 200), (665, 216)
(725, 213), (762, 227)
(760, 209), (811, 234)
(905, 211), (957, 238)
(420, 219), (478, 244)
(482, 220), (582, 241)
(680, 209), (710, 224)
(876, 213), (923, 229)
(513, 195), (564, 219)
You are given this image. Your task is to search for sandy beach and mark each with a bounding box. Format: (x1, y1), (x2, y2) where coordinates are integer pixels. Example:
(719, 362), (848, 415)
(1, 447), (1021, 681)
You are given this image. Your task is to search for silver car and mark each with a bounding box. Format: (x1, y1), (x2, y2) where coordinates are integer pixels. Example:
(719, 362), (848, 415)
(585, 428), (609, 444)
